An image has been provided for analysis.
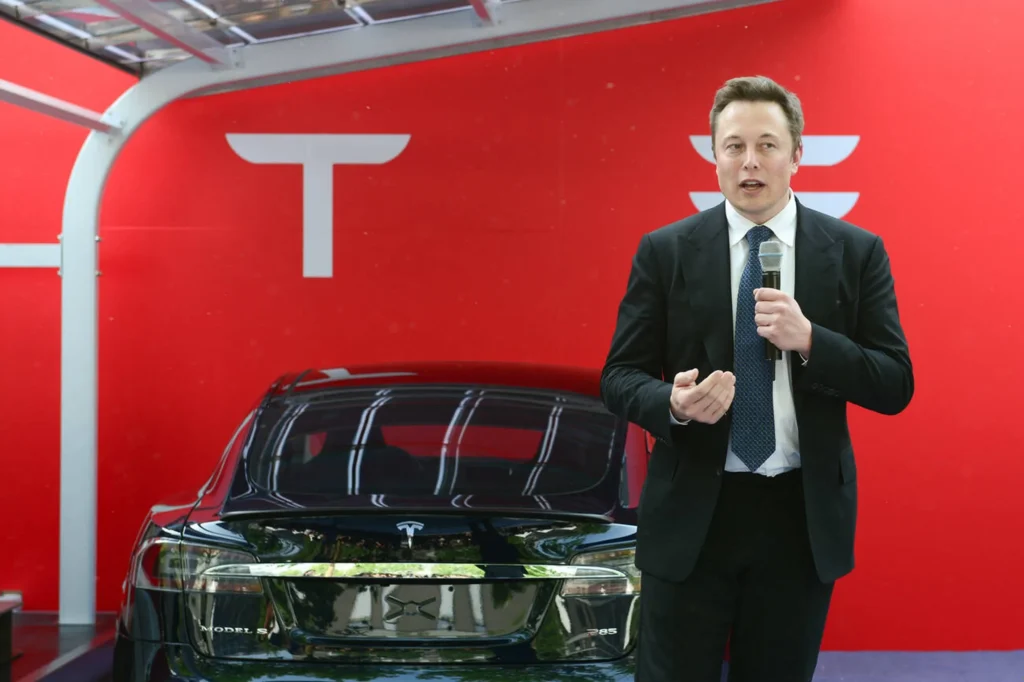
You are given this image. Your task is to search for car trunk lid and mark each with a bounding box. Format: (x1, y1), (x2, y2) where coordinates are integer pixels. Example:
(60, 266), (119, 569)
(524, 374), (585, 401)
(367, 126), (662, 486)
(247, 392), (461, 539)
(177, 512), (639, 663)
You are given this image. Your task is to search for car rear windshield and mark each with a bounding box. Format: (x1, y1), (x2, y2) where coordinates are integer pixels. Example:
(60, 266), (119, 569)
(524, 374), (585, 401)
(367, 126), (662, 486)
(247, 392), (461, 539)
(248, 387), (624, 499)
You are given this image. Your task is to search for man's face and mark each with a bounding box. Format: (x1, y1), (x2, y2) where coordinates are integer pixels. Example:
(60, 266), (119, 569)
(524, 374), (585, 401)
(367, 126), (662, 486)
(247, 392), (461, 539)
(713, 100), (801, 224)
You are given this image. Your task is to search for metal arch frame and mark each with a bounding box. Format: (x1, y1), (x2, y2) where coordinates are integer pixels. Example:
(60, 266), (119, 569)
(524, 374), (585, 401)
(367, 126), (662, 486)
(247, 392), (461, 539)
(468, 0), (497, 25)
(55, 0), (780, 625)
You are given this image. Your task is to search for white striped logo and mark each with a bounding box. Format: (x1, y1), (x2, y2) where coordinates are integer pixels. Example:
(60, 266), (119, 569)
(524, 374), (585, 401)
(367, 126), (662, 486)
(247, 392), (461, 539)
(688, 135), (861, 219)
(226, 133), (411, 279)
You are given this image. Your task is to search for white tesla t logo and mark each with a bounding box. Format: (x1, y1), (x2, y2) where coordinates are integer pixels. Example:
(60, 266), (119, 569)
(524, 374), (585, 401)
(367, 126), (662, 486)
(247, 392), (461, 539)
(687, 135), (860, 219)
(396, 521), (424, 549)
(226, 133), (412, 279)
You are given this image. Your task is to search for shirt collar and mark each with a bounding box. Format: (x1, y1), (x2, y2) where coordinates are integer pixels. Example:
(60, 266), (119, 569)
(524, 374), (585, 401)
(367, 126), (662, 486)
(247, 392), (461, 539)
(726, 189), (797, 247)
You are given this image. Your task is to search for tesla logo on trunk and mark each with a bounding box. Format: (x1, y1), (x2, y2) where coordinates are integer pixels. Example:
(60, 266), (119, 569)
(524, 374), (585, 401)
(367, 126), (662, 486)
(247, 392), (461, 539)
(688, 135), (861, 219)
(396, 521), (423, 549)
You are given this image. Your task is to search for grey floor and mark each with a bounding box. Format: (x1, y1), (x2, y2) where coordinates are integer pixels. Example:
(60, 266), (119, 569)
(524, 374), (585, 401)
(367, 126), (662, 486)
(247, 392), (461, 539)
(7, 612), (116, 681)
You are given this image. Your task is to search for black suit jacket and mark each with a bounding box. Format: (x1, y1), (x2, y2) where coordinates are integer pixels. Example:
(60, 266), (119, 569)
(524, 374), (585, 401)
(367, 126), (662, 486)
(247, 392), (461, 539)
(601, 199), (913, 584)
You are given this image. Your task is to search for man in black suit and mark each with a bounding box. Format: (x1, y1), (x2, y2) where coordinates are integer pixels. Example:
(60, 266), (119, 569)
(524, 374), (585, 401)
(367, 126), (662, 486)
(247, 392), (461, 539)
(601, 76), (913, 681)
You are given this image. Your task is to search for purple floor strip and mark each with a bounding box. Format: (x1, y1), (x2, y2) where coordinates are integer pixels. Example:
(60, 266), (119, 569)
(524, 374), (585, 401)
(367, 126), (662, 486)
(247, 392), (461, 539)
(720, 651), (1024, 681)
(813, 651), (1024, 681)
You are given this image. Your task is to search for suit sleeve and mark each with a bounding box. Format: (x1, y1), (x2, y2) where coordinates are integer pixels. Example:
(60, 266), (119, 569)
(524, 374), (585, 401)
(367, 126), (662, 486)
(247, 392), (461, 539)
(600, 233), (680, 443)
(798, 235), (914, 415)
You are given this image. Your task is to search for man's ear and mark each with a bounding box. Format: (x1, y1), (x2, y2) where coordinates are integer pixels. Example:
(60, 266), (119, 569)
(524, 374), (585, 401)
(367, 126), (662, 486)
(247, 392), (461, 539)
(791, 142), (803, 174)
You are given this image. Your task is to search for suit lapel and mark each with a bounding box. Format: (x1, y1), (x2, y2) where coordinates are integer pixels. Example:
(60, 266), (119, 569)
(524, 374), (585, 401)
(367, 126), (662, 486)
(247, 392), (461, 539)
(680, 204), (734, 371)
(794, 199), (843, 354)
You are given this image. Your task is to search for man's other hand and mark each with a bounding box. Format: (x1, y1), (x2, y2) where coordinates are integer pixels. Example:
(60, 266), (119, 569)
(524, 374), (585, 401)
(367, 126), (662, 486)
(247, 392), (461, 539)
(670, 369), (735, 424)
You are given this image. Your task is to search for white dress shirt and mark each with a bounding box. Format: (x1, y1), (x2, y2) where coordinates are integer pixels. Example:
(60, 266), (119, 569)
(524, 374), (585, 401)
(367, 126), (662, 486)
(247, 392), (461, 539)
(671, 191), (802, 477)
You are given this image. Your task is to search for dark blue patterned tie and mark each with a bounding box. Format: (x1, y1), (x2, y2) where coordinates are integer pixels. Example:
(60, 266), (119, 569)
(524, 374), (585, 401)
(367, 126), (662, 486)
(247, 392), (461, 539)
(730, 225), (776, 471)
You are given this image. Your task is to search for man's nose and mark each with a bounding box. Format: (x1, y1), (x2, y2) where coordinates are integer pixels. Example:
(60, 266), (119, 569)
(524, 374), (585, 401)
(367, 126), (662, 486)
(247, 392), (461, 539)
(743, 150), (760, 168)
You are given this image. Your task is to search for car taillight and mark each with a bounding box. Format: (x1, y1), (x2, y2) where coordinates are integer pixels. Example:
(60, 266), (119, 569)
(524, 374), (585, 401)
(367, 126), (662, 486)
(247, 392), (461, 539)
(134, 539), (263, 594)
(561, 547), (641, 597)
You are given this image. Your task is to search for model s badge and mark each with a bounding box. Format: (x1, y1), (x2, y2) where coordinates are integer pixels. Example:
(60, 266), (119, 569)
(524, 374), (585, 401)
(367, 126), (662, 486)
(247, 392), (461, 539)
(396, 521), (424, 549)
(198, 624), (269, 635)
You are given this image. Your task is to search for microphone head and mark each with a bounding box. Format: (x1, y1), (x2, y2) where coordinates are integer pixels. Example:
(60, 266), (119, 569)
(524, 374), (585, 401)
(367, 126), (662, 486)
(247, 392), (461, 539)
(758, 239), (784, 273)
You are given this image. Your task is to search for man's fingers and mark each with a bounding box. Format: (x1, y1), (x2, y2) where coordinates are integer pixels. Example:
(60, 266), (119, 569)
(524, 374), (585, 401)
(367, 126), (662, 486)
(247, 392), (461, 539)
(755, 301), (786, 314)
(702, 385), (735, 423)
(673, 371), (736, 422)
(691, 392), (718, 419)
(754, 287), (786, 301)
(694, 373), (730, 410)
(697, 370), (730, 390)
(674, 369), (699, 387)
(691, 372), (734, 418)
(710, 378), (736, 416)
(698, 398), (727, 424)
(720, 385), (736, 412)
(678, 370), (716, 401)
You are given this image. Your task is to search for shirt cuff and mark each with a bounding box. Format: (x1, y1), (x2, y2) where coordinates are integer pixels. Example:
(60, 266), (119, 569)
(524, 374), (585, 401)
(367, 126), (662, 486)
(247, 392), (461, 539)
(669, 409), (691, 426)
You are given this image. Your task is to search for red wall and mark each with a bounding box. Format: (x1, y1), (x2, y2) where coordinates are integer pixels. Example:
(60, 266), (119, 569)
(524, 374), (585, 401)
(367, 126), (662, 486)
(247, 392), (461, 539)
(3, 0), (1023, 651)
(0, 23), (133, 609)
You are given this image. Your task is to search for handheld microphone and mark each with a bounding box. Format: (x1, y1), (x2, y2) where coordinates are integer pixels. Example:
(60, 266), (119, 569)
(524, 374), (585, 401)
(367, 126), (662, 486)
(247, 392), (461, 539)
(758, 239), (784, 362)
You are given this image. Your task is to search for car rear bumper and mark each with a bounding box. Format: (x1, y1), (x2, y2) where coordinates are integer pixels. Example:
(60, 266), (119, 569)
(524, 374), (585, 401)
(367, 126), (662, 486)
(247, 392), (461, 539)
(113, 636), (638, 682)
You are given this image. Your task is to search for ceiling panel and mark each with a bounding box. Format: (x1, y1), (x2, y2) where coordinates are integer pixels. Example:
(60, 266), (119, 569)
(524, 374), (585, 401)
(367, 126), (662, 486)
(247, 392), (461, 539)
(1, 0), (778, 76)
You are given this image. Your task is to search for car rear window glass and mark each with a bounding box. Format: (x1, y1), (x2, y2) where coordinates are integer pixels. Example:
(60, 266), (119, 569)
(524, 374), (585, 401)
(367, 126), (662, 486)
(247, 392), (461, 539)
(248, 387), (623, 499)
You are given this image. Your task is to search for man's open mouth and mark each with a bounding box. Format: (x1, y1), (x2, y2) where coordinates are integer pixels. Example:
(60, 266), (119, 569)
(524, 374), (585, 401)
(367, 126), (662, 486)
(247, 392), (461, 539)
(740, 180), (765, 190)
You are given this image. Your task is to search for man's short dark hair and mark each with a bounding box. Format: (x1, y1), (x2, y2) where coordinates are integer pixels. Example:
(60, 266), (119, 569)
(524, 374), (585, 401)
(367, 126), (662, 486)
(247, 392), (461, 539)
(710, 75), (804, 156)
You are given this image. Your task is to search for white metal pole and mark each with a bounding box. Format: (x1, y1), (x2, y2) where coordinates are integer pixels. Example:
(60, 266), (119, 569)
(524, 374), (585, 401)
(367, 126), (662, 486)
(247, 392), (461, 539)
(58, 134), (109, 625)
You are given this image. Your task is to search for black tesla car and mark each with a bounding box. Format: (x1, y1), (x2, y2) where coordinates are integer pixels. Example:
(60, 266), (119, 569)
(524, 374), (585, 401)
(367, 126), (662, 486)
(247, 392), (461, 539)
(113, 362), (647, 681)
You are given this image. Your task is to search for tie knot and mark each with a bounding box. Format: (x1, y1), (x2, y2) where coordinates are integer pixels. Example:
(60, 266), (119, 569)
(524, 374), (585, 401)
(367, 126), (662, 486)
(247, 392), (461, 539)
(746, 225), (773, 249)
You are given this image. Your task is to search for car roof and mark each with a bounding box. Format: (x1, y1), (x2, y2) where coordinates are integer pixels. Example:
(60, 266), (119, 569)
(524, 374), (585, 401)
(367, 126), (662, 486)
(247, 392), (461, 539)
(269, 361), (604, 399)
